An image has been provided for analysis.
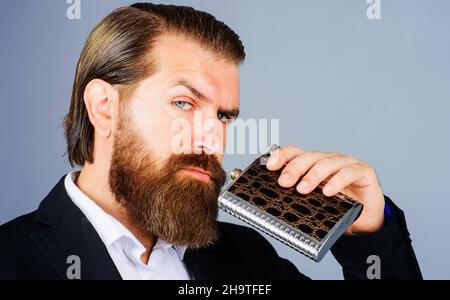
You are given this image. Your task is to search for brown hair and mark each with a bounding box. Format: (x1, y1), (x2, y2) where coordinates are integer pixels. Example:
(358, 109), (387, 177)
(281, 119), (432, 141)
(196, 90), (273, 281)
(63, 2), (245, 166)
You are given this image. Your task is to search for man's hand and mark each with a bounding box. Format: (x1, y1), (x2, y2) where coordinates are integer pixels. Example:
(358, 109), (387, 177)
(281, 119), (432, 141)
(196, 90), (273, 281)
(266, 145), (385, 234)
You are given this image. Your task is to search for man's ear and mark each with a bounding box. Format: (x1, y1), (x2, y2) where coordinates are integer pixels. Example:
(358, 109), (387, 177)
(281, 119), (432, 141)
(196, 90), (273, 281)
(83, 79), (119, 138)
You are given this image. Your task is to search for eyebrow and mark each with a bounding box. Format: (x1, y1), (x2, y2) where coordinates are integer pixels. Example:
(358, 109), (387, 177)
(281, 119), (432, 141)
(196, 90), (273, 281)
(172, 79), (210, 103)
(171, 79), (240, 119)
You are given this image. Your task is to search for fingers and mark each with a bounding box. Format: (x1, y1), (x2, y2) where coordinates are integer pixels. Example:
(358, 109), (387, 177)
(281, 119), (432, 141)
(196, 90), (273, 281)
(322, 163), (370, 196)
(267, 145), (373, 198)
(266, 145), (305, 171)
(295, 156), (360, 194)
(277, 152), (344, 188)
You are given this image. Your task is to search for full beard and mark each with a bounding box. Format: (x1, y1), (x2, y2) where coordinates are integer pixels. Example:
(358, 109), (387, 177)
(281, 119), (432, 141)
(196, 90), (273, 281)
(108, 117), (227, 249)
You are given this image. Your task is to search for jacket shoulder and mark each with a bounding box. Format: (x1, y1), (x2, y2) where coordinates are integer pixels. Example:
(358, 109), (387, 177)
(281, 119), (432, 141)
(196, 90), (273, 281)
(0, 210), (48, 255)
(0, 210), (45, 239)
(0, 211), (58, 279)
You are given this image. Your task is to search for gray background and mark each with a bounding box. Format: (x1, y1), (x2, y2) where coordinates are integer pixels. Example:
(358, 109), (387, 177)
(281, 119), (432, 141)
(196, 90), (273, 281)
(1, 0), (449, 279)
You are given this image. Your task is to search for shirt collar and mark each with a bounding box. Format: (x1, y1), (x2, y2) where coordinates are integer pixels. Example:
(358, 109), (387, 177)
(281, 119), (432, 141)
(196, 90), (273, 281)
(64, 171), (187, 260)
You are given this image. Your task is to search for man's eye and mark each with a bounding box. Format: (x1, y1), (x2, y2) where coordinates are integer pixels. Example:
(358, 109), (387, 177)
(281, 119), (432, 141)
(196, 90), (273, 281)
(174, 100), (193, 110)
(217, 112), (230, 123)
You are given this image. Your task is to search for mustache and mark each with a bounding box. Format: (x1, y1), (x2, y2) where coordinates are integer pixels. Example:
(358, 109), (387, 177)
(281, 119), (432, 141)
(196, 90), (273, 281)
(168, 153), (226, 185)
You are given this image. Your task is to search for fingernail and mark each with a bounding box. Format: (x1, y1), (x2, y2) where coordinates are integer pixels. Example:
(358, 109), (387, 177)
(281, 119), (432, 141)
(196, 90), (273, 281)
(297, 180), (309, 193)
(323, 184), (333, 196)
(266, 157), (274, 167)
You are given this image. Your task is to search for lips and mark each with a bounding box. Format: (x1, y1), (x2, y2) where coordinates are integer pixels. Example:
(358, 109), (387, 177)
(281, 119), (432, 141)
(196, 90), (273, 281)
(181, 167), (213, 182)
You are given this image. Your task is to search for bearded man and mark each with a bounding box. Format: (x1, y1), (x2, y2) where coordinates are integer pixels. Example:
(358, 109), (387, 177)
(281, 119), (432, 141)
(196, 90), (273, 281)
(0, 3), (421, 280)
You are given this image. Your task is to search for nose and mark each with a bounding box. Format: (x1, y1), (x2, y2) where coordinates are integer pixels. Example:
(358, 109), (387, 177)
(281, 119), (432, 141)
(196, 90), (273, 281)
(192, 110), (225, 156)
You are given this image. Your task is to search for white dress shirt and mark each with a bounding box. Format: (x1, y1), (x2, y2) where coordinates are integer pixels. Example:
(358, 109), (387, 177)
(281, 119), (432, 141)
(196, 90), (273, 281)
(64, 172), (191, 280)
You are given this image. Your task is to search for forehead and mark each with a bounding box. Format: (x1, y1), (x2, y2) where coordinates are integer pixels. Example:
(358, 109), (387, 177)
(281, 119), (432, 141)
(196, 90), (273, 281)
(151, 34), (240, 106)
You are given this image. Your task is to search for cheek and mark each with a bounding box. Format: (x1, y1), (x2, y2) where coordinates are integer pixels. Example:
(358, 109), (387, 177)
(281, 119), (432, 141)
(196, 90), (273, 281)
(129, 98), (174, 153)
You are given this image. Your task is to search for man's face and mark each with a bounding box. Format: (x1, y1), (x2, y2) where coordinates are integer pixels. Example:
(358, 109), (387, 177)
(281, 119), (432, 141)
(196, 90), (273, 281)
(120, 34), (240, 167)
(108, 34), (240, 248)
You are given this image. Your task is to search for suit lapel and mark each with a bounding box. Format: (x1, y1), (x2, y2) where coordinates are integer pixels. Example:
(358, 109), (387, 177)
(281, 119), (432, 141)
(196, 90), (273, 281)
(183, 249), (208, 280)
(183, 224), (234, 280)
(31, 176), (122, 280)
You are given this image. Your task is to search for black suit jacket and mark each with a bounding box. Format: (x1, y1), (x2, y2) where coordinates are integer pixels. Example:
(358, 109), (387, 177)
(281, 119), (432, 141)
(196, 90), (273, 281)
(0, 176), (422, 280)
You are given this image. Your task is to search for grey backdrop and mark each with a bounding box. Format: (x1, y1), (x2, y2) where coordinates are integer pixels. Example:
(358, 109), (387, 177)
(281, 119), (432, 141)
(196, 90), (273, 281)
(1, 0), (449, 279)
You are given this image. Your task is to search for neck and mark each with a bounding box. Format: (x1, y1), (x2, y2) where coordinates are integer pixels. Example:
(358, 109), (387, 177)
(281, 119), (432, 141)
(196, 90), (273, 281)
(75, 162), (155, 263)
